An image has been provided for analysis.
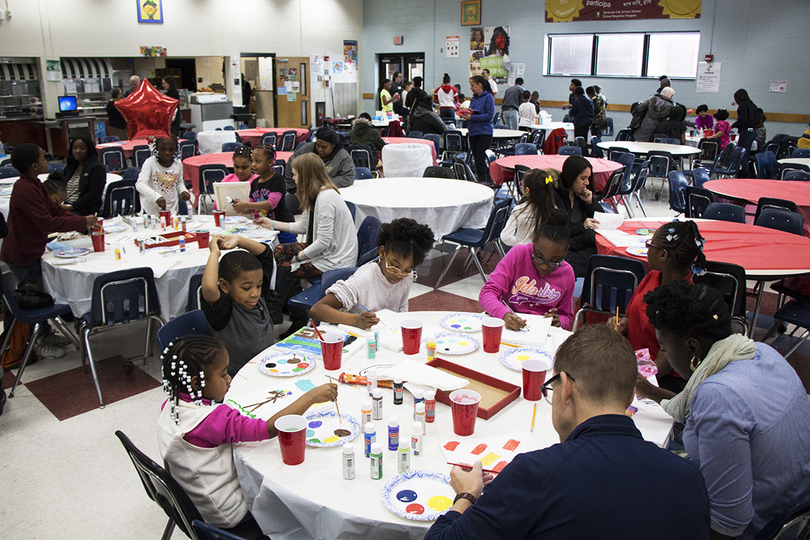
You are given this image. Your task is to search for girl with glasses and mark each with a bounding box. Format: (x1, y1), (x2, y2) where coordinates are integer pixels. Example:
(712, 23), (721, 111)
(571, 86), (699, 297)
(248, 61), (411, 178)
(479, 208), (575, 330)
(309, 218), (434, 330)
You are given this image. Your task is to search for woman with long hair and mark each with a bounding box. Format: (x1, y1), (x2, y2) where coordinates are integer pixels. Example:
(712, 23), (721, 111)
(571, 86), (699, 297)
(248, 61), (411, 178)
(61, 136), (106, 215)
(458, 75), (494, 184)
(553, 155), (602, 277)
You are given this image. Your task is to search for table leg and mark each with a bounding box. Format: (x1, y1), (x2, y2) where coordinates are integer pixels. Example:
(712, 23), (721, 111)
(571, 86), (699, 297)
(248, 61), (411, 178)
(748, 280), (765, 337)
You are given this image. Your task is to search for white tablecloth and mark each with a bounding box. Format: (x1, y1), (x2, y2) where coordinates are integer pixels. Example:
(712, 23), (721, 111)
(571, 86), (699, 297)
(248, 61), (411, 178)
(42, 215), (278, 321)
(380, 144), (434, 178)
(229, 312), (674, 540)
(457, 128), (525, 140)
(597, 141), (701, 157)
(197, 130), (237, 154)
(339, 178), (494, 240)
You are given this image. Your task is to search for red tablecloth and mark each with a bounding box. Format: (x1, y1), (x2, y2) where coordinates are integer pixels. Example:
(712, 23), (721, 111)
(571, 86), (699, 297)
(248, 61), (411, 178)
(489, 155), (622, 189)
(382, 137), (437, 165)
(235, 128), (309, 148)
(596, 219), (810, 278)
(182, 151), (293, 207)
(96, 138), (187, 160)
(704, 179), (810, 237)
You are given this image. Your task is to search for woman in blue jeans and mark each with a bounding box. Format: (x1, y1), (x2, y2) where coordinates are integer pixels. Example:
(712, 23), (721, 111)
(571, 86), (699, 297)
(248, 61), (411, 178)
(459, 75), (494, 183)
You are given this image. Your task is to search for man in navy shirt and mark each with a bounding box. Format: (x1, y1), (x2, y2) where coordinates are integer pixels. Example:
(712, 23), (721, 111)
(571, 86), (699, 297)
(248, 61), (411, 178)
(424, 325), (710, 540)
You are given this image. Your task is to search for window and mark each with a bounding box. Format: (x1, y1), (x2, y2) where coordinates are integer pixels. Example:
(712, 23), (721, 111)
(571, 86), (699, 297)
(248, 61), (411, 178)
(547, 32), (701, 79)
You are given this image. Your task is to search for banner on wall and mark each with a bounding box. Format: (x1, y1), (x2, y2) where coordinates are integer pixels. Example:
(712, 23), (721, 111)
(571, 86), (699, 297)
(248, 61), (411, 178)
(545, 0), (701, 22)
(470, 26), (510, 85)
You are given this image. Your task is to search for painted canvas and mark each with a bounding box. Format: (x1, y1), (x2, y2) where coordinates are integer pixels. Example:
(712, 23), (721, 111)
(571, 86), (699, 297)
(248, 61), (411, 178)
(461, 0), (481, 26)
(440, 432), (540, 473)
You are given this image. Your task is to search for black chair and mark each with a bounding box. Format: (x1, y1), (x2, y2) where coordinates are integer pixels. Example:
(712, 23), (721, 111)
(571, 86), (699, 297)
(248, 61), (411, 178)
(607, 146), (631, 163)
(659, 137), (680, 145)
(284, 192), (301, 215)
(557, 145), (582, 156)
(100, 147), (127, 172)
(755, 208), (804, 236)
(221, 142), (243, 153)
(514, 143), (537, 156)
(752, 494), (810, 540)
(754, 151), (779, 179)
(626, 161), (649, 217)
(685, 186), (715, 219)
(603, 118), (614, 138)
(691, 167), (711, 188)
(652, 133), (667, 143)
(348, 144), (375, 172)
(100, 135), (120, 143)
(571, 255), (646, 331)
(187, 272), (204, 312)
(182, 131), (197, 141)
(434, 198), (513, 288)
(423, 166), (455, 179)
(694, 138), (721, 169)
(704, 202), (745, 223)
(273, 158), (286, 178)
(693, 260), (749, 335)
(530, 129), (546, 150)
(422, 134), (441, 158)
(754, 197), (799, 224)
(289, 266), (359, 312)
(668, 170), (689, 215)
(612, 152), (636, 214)
(179, 141), (196, 161)
(593, 167), (625, 212)
(646, 150), (676, 200)
(198, 164), (229, 212)
(442, 130), (465, 162)
(357, 215), (382, 264)
(615, 129), (632, 141)
(156, 310), (212, 351)
(259, 132), (277, 147)
(707, 142), (736, 177)
(193, 521), (247, 540)
(0, 165), (18, 178)
(132, 145), (152, 169)
(783, 169), (810, 182)
(122, 166), (140, 182)
(115, 430), (203, 540)
(355, 167), (373, 180)
(713, 146), (747, 178)
(451, 157), (477, 182)
(590, 137), (604, 159)
(100, 178), (140, 217)
(279, 130), (297, 152)
(762, 300), (810, 361)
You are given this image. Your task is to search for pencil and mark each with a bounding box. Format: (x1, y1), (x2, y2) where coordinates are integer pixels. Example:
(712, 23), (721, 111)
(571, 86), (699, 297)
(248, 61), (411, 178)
(311, 321), (325, 341)
(530, 403), (537, 432)
(359, 304), (387, 327)
(615, 306), (619, 331)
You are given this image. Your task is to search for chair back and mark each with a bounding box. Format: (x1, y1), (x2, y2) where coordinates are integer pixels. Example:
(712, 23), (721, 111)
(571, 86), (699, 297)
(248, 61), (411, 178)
(716, 146), (746, 177)
(422, 134), (441, 156)
(603, 117), (614, 137)
(451, 157), (476, 182)
(557, 145), (582, 156)
(156, 310), (212, 350)
(423, 166), (455, 179)
(696, 138), (720, 163)
(355, 166), (373, 179)
(407, 130), (424, 139)
(667, 170), (689, 214)
(691, 167), (711, 187)
(530, 129), (546, 149)
(221, 142), (243, 153)
(579, 254), (646, 317)
(179, 141), (196, 161)
(47, 163), (64, 173)
(590, 137), (604, 158)
(755, 197), (798, 223)
(319, 267), (359, 297)
(199, 164), (228, 195)
(345, 200), (356, 222)
(615, 152), (636, 195)
(704, 202), (745, 223)
(514, 143), (537, 156)
(100, 135), (120, 143)
(607, 146), (630, 162)
(685, 186), (715, 218)
(0, 165), (18, 179)
(480, 198), (514, 247)
(357, 248), (378, 266)
(101, 179), (140, 218)
(348, 144), (374, 170)
(88, 267), (161, 327)
(652, 133), (667, 143)
(791, 148), (810, 159)
(693, 261), (748, 330)
(260, 132), (277, 147)
(659, 137), (680, 145)
(755, 208), (804, 235)
(122, 166), (140, 181)
(115, 431), (202, 540)
(193, 521), (246, 540)
(132, 145), (152, 169)
(492, 112), (501, 125)
(182, 131), (197, 141)
(630, 161), (650, 193)
(646, 150), (674, 178)
(279, 130), (298, 152)
(187, 272), (204, 312)
(752, 494), (810, 540)
(615, 129), (632, 141)
(223, 125), (235, 131)
(357, 216), (382, 263)
(273, 158), (286, 178)
(783, 169), (810, 182)
(444, 130), (464, 153)
(709, 142), (736, 176)
(595, 167), (625, 202)
(284, 192), (301, 215)
(100, 148), (127, 172)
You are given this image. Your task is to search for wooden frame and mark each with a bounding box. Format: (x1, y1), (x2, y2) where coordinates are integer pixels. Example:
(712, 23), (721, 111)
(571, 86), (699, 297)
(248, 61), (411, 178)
(461, 0), (481, 26)
(137, 0), (163, 24)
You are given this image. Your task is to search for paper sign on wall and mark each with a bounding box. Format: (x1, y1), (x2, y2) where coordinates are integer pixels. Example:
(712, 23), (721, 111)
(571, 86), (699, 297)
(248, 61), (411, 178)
(769, 80), (787, 93)
(696, 62), (721, 93)
(446, 36), (460, 58)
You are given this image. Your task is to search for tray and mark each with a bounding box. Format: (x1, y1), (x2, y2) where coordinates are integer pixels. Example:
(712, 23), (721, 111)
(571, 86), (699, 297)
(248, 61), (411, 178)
(426, 357), (520, 420)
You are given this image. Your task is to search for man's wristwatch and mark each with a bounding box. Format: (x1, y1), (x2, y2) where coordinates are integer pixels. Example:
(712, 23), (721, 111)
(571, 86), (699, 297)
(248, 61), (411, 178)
(453, 492), (477, 506)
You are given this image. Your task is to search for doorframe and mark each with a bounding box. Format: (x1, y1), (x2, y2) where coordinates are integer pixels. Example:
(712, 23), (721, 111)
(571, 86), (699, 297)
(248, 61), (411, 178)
(241, 52), (276, 127)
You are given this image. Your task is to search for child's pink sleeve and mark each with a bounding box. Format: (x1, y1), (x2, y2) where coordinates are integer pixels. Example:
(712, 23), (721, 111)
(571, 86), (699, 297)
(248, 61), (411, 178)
(265, 192), (282, 208)
(183, 404), (269, 448)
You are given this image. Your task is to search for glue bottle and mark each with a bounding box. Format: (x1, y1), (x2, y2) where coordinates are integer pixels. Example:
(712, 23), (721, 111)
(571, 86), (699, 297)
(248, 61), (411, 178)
(366, 368), (377, 397)
(427, 340), (437, 361)
(342, 443), (355, 480)
(364, 422), (376, 458)
(388, 417), (399, 451)
(370, 443), (383, 480)
(361, 400), (372, 427)
(414, 403), (426, 432)
(393, 376), (403, 405)
(411, 422), (423, 456)
(425, 389), (436, 424)
(398, 440), (410, 473)
(372, 388), (383, 421)
(367, 330), (377, 359)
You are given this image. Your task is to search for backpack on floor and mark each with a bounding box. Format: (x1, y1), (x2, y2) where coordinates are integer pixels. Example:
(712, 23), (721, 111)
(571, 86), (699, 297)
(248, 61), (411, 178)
(1, 321), (31, 369)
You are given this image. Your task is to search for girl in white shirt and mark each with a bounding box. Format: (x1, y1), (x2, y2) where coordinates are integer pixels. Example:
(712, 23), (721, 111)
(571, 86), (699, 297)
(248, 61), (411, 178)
(136, 137), (193, 214)
(501, 168), (558, 246)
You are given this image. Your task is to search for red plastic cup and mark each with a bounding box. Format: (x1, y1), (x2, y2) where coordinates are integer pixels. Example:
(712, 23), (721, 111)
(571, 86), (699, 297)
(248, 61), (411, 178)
(196, 230), (210, 249)
(320, 332), (343, 371)
(522, 359), (549, 401)
(95, 218), (104, 234)
(481, 317), (504, 353)
(449, 390), (480, 436)
(274, 415), (307, 465)
(91, 233), (105, 252)
(401, 319), (423, 355)
(159, 210), (172, 228)
(213, 210), (226, 227)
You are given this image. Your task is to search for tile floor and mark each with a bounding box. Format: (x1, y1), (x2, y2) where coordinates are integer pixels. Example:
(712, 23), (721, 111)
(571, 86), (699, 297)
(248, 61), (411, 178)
(2, 195), (808, 540)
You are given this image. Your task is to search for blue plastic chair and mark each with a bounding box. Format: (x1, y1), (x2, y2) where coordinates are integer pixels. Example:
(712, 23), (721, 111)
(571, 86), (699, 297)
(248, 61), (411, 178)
(557, 145), (582, 156)
(571, 254), (646, 331)
(47, 163), (64, 173)
(613, 152), (637, 212)
(179, 141), (196, 161)
(530, 129), (546, 149)
(221, 142), (243, 153)
(691, 167), (711, 188)
(355, 167), (373, 180)
(754, 197), (798, 223)
(423, 166), (455, 179)
(237, 123), (249, 130)
(659, 138), (681, 145)
(783, 169), (810, 181)
(791, 148), (810, 159)
(181, 131), (197, 141)
(590, 137), (604, 159)
(626, 161), (649, 217)
(707, 142), (736, 177)
(289, 266), (359, 312)
(156, 310), (212, 351)
(345, 200), (356, 222)
(713, 146), (746, 178)
(704, 202), (745, 223)
(422, 134), (441, 157)
(407, 130), (423, 139)
(357, 248), (378, 266)
(100, 148), (127, 172)
(273, 158), (286, 178)
(79, 268), (164, 405)
(193, 520), (248, 540)
(434, 198), (512, 288)
(615, 129), (632, 142)
(198, 164), (229, 212)
(187, 273), (204, 312)
(357, 215), (382, 265)
(668, 170), (689, 214)
(693, 260), (749, 335)
(603, 118), (614, 138)
(514, 143), (537, 156)
(348, 144), (375, 171)
(223, 125), (236, 131)
(132, 145), (152, 169)
(755, 208), (804, 236)
(442, 130), (465, 162)
(279, 130), (298, 152)
(122, 166), (140, 182)
(685, 186), (715, 218)
(694, 138), (721, 169)
(100, 179), (140, 217)
(763, 300), (810, 361)
(260, 132), (277, 147)
(100, 135), (120, 143)
(0, 166), (18, 178)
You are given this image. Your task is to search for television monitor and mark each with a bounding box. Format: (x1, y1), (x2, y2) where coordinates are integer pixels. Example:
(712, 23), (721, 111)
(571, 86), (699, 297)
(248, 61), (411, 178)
(58, 96), (77, 112)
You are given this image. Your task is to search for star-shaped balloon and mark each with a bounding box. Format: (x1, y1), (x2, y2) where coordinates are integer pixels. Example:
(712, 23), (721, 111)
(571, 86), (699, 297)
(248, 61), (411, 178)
(115, 79), (178, 140)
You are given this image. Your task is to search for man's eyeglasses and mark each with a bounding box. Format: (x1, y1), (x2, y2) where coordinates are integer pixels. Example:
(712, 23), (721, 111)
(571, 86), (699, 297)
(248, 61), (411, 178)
(532, 253), (565, 269)
(540, 371), (575, 404)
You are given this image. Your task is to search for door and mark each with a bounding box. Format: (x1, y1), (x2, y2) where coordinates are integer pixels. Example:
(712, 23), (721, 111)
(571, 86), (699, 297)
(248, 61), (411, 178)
(275, 56), (310, 129)
(378, 53), (425, 86)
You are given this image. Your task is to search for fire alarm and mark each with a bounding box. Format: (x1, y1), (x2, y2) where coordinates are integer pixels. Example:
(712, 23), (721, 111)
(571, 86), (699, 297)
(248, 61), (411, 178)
(705, 54), (714, 62)
(394, 36), (404, 45)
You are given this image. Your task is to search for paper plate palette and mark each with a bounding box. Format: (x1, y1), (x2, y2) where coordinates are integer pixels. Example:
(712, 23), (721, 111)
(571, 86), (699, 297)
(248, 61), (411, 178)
(500, 346), (555, 372)
(54, 247), (91, 258)
(304, 410), (361, 447)
(626, 246), (648, 257)
(103, 223), (128, 233)
(440, 312), (484, 333)
(52, 258), (87, 266)
(258, 352), (315, 377)
(381, 471), (455, 522)
(221, 216), (248, 224)
(635, 228), (655, 236)
(431, 333), (479, 355)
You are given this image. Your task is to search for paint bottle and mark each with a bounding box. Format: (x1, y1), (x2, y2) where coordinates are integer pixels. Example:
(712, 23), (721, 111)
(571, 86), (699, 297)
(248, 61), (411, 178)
(370, 443), (383, 480)
(160, 216), (167, 230)
(114, 247), (122, 261)
(142, 213), (148, 229)
(173, 216), (179, 231)
(361, 400), (372, 427)
(367, 330), (377, 359)
(178, 236), (186, 253)
(342, 443), (355, 480)
(139, 240), (145, 255)
(366, 368), (377, 397)
(411, 422), (423, 456)
(427, 341), (436, 362)
(388, 417), (399, 451)
(364, 422), (376, 458)
(425, 389), (436, 424)
(393, 376), (404, 405)
(181, 219), (186, 232)
(398, 440), (410, 474)
(414, 403), (425, 432)
(132, 218), (138, 233)
(372, 388), (383, 421)
(412, 389), (424, 420)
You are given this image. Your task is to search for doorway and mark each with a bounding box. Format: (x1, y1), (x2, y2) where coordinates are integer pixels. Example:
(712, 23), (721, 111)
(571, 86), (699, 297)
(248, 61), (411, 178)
(275, 56), (310, 129)
(242, 53), (276, 128)
(378, 53), (425, 86)
(165, 59), (197, 91)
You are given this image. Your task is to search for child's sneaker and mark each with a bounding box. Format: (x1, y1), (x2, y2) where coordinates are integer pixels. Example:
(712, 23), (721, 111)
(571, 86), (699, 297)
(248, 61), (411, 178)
(33, 342), (66, 359)
(38, 332), (71, 348)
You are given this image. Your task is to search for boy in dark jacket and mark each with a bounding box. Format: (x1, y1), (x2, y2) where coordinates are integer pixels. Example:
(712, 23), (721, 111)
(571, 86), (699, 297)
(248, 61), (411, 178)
(350, 113), (386, 168)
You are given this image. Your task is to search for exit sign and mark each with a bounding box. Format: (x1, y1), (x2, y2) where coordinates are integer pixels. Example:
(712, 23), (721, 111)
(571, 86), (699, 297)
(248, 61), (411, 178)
(394, 36), (403, 45)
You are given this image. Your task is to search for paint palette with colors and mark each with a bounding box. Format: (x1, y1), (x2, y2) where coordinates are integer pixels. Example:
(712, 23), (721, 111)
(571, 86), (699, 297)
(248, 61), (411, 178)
(381, 470), (455, 521)
(54, 247), (91, 258)
(430, 333), (480, 355)
(304, 409), (361, 447)
(103, 223), (128, 233)
(440, 312), (484, 333)
(258, 352), (315, 377)
(626, 246), (648, 257)
(500, 347), (554, 372)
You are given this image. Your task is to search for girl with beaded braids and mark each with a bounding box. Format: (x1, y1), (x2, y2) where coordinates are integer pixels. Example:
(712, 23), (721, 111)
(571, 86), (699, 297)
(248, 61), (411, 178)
(157, 335), (336, 539)
(607, 220), (706, 392)
(635, 281), (810, 540)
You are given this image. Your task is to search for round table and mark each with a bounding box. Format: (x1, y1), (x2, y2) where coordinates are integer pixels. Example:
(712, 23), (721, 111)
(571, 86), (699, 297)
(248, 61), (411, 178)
(704, 179), (810, 237)
(0, 173), (122, 218)
(96, 139), (188, 160)
(235, 128), (309, 149)
(228, 312), (673, 539)
(596, 141), (701, 158)
(489, 155), (622, 189)
(41, 215), (278, 321)
(339, 178), (494, 240)
(457, 128), (525, 140)
(778, 158), (810, 170)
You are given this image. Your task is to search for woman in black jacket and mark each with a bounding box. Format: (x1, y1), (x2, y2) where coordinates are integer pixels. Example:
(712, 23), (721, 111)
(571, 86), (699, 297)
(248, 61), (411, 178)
(731, 88), (758, 131)
(62, 137), (106, 215)
(553, 155), (602, 277)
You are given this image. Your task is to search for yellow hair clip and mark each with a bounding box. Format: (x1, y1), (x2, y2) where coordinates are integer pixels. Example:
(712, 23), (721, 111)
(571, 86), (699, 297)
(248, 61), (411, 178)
(545, 175), (553, 185)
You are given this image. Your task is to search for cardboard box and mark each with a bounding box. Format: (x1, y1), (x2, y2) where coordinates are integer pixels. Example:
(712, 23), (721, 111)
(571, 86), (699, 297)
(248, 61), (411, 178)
(427, 357), (520, 420)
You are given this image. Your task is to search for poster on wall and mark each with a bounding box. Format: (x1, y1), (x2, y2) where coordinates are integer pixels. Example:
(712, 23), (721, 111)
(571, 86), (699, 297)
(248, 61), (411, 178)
(696, 62), (721, 93)
(446, 36), (460, 58)
(769, 80), (787, 93)
(343, 40), (358, 66)
(137, 0), (164, 24)
(46, 60), (62, 82)
(471, 26), (510, 85)
(545, 0), (701, 22)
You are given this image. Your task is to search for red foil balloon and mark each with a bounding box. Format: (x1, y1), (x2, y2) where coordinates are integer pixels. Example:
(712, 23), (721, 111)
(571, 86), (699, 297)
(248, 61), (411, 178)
(114, 79), (178, 140)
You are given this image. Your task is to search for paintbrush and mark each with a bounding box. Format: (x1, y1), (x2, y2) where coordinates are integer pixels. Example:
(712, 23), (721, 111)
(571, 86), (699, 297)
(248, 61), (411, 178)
(359, 303), (386, 327)
(531, 403), (537, 432)
(310, 321), (325, 341)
